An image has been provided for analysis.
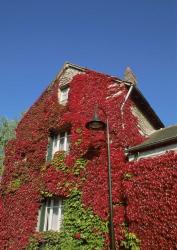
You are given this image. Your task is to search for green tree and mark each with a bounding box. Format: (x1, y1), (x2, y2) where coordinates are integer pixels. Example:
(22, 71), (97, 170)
(0, 117), (18, 175)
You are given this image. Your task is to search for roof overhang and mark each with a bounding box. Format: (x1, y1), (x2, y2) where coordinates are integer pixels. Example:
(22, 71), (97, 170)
(130, 86), (164, 129)
(126, 135), (177, 154)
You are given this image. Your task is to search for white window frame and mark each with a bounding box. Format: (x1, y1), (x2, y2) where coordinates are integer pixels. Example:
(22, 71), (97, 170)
(37, 197), (64, 232)
(59, 86), (70, 104)
(51, 131), (70, 158)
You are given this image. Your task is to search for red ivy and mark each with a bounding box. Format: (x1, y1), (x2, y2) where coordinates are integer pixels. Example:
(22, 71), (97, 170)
(0, 70), (176, 249)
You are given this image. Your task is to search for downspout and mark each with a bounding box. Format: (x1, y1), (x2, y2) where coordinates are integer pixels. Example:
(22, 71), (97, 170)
(120, 83), (135, 128)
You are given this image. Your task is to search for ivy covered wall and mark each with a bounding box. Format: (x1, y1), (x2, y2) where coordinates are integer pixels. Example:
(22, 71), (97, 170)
(0, 68), (176, 249)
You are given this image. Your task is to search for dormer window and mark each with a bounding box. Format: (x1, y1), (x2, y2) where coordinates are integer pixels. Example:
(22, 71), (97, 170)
(59, 86), (69, 105)
(47, 131), (70, 161)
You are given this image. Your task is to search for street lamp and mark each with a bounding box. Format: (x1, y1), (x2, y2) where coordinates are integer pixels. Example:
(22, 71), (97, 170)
(85, 109), (116, 250)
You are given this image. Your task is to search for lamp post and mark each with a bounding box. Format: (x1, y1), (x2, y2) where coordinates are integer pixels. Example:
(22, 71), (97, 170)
(85, 109), (116, 250)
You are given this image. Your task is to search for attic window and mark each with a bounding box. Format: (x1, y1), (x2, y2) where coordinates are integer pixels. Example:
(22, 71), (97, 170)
(59, 86), (70, 104)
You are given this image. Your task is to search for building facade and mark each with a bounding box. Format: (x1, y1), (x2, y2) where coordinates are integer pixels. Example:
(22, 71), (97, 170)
(0, 63), (176, 249)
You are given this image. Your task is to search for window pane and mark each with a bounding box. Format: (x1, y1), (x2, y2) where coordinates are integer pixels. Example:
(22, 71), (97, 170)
(45, 207), (51, 231)
(51, 207), (59, 231)
(59, 137), (65, 151)
(53, 135), (58, 147)
(60, 204), (64, 230)
(60, 88), (69, 102)
(46, 137), (53, 162)
(52, 135), (60, 157)
(39, 203), (46, 231)
(66, 134), (70, 152)
(53, 197), (59, 207)
(60, 132), (65, 138)
(46, 199), (51, 208)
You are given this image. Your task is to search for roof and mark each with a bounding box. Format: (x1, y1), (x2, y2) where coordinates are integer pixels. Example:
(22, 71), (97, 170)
(24, 62), (163, 130)
(55, 62), (123, 82)
(55, 62), (164, 129)
(127, 124), (177, 153)
(131, 86), (164, 129)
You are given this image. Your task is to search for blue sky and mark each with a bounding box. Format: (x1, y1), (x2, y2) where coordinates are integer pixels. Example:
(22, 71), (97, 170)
(0, 0), (176, 126)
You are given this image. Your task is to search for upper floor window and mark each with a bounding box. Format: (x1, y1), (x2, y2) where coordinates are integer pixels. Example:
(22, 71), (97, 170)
(37, 197), (64, 232)
(59, 86), (70, 105)
(47, 131), (70, 161)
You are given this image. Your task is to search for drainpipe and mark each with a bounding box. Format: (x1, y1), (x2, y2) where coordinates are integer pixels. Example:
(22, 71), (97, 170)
(120, 83), (134, 112)
(120, 83), (134, 128)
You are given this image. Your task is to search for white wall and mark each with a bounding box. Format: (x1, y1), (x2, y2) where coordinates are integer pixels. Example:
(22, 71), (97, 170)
(128, 143), (177, 161)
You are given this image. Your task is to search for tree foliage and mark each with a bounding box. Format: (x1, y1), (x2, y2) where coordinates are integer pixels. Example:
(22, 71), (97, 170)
(0, 117), (18, 174)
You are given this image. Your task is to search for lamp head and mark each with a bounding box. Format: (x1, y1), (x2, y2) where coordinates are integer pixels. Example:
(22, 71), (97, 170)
(85, 111), (106, 130)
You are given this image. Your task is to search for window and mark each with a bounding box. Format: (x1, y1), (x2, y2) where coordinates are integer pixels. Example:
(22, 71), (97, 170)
(47, 131), (70, 161)
(59, 86), (69, 104)
(37, 197), (64, 232)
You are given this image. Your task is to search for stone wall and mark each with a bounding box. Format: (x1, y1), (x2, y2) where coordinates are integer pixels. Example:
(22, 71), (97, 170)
(132, 104), (155, 136)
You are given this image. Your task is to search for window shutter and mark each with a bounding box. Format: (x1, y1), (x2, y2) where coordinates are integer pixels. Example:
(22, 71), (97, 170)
(46, 136), (53, 161)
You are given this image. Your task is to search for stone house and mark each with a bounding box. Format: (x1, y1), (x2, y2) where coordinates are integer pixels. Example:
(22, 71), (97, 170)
(0, 63), (176, 250)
